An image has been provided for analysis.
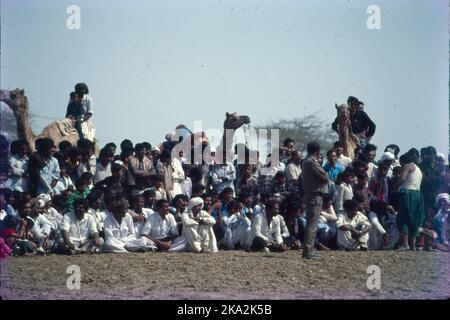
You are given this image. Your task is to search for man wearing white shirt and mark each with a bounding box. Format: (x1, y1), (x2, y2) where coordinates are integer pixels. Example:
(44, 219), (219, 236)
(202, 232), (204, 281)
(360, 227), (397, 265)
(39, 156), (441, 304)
(336, 199), (371, 251)
(211, 162), (236, 194)
(362, 144), (378, 179)
(368, 200), (399, 250)
(103, 198), (155, 253)
(77, 139), (97, 178)
(285, 150), (302, 182)
(93, 148), (114, 184)
(53, 165), (75, 196)
(86, 190), (108, 234)
(130, 194), (154, 238)
(8, 140), (30, 192)
(334, 141), (352, 168)
(334, 169), (355, 213)
(141, 199), (179, 251)
(57, 198), (103, 254)
(73, 83), (96, 141)
(250, 201), (287, 252)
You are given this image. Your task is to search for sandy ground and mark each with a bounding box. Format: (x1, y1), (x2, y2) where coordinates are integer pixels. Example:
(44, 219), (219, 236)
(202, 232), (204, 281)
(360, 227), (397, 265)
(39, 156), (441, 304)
(1, 250), (449, 300)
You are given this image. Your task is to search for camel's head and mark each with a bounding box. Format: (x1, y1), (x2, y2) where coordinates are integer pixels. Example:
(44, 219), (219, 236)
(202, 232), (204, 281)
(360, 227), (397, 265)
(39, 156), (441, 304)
(0, 88), (28, 114)
(223, 112), (251, 130)
(335, 103), (351, 126)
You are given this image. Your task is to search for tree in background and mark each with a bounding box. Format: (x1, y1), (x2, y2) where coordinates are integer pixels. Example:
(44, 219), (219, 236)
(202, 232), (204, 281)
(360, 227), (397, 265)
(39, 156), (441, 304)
(255, 114), (338, 153)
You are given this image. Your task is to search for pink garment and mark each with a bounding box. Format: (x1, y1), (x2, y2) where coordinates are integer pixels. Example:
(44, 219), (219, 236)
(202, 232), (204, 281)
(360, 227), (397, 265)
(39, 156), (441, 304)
(0, 237), (12, 259)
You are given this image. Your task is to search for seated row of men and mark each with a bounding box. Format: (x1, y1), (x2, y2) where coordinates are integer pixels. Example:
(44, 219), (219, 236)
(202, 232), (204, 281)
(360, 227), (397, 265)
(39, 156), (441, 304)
(2, 187), (411, 255)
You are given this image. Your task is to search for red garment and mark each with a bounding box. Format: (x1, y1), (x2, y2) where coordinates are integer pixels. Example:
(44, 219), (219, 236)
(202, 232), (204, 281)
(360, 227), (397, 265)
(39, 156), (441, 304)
(0, 237), (12, 259)
(0, 228), (16, 240)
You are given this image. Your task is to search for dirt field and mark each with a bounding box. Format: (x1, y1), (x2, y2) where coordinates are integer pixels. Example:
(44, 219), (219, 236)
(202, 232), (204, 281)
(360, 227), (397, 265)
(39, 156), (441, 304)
(1, 250), (449, 300)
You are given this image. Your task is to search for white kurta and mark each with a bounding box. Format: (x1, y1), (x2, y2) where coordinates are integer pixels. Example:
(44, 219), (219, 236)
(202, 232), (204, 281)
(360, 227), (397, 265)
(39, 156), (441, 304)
(103, 213), (155, 253)
(334, 182), (354, 212)
(87, 208), (109, 232)
(224, 212), (252, 248)
(32, 214), (53, 241)
(141, 212), (178, 244)
(43, 207), (62, 231)
(178, 211), (217, 253)
(53, 176), (75, 195)
(145, 213), (189, 253)
(335, 211), (371, 250)
(60, 211), (98, 245)
(132, 208), (154, 238)
(250, 213), (284, 246)
(8, 155), (29, 192)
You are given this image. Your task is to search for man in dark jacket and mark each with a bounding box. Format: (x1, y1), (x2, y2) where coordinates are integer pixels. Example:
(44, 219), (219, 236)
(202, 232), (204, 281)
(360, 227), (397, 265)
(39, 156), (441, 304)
(332, 96), (376, 148)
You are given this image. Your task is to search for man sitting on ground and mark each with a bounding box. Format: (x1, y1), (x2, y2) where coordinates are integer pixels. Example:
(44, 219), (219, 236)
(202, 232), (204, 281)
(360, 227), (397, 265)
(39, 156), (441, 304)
(56, 198), (103, 254)
(336, 199), (371, 251)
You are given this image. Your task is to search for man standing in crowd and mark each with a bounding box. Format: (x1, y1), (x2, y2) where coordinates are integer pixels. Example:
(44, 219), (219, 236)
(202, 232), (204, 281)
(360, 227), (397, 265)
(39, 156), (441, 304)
(300, 142), (329, 259)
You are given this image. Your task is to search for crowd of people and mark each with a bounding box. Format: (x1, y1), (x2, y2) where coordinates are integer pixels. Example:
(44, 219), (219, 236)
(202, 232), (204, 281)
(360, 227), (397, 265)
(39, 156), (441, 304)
(0, 90), (449, 259)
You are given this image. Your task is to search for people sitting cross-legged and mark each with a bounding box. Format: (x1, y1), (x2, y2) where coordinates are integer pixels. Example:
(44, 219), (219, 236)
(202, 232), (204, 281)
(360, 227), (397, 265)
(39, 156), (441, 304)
(173, 197), (218, 253)
(141, 199), (180, 252)
(316, 193), (338, 250)
(368, 199), (400, 250)
(222, 200), (252, 250)
(56, 198), (104, 255)
(129, 193), (154, 238)
(103, 198), (156, 253)
(250, 200), (288, 252)
(336, 199), (372, 251)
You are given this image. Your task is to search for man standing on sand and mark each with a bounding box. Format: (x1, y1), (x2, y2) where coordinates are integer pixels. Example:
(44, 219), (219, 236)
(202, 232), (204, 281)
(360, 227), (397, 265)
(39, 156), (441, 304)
(301, 142), (329, 259)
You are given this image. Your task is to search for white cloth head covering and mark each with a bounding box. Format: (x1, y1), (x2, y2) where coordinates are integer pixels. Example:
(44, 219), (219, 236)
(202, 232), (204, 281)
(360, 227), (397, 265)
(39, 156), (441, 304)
(26, 216), (35, 227)
(436, 153), (445, 161)
(187, 197), (204, 211)
(114, 160), (125, 166)
(37, 193), (51, 203)
(152, 145), (161, 152)
(37, 199), (46, 209)
(381, 151), (395, 161)
(435, 193), (450, 205)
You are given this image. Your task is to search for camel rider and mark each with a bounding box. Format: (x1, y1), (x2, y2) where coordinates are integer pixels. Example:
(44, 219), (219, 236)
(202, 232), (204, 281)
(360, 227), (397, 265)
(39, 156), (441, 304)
(332, 96), (376, 148)
(65, 83), (94, 141)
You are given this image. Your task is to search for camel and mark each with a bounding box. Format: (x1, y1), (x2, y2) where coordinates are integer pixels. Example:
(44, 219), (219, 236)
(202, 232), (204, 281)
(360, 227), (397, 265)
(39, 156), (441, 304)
(0, 88), (97, 153)
(216, 112), (251, 163)
(335, 103), (359, 160)
(169, 112), (251, 164)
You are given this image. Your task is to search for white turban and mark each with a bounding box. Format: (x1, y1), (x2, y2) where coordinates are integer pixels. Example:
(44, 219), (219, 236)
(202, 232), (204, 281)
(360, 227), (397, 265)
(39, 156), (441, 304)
(187, 197), (204, 211)
(37, 193), (51, 203)
(435, 193), (450, 206)
(37, 199), (46, 209)
(381, 152), (395, 161)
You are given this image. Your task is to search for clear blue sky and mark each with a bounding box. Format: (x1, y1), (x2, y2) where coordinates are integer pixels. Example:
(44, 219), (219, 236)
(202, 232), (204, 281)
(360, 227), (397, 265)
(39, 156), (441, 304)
(1, 0), (448, 158)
